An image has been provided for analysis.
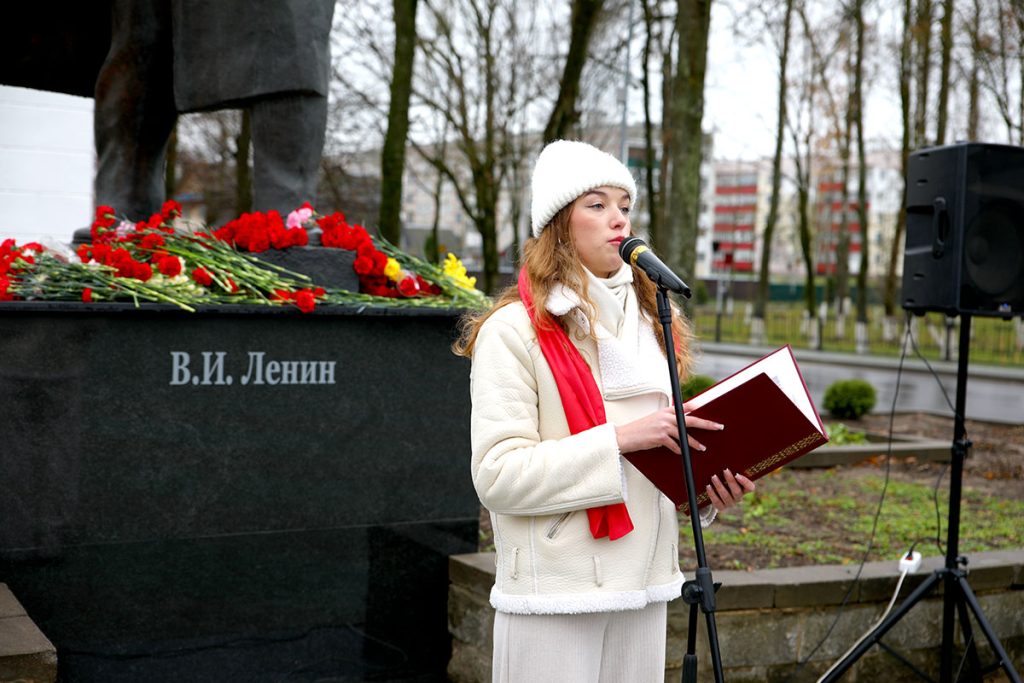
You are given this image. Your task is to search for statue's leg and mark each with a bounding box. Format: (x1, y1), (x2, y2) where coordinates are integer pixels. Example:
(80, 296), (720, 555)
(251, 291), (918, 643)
(249, 93), (328, 215)
(94, 0), (176, 220)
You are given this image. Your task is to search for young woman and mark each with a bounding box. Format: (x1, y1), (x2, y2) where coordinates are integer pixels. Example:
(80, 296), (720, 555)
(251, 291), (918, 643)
(454, 140), (755, 682)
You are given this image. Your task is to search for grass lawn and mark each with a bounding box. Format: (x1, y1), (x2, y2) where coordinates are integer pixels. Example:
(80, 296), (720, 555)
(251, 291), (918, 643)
(478, 415), (1023, 574)
(689, 465), (1024, 571)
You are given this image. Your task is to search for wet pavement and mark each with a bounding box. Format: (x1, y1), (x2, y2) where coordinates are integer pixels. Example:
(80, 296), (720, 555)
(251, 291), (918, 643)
(694, 342), (1023, 425)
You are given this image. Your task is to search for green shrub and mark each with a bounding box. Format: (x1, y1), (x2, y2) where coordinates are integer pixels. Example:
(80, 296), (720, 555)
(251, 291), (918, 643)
(681, 374), (716, 401)
(823, 379), (876, 419)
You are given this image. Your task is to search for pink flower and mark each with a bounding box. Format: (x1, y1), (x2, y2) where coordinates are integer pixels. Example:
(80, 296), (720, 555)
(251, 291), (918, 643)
(286, 207), (313, 229)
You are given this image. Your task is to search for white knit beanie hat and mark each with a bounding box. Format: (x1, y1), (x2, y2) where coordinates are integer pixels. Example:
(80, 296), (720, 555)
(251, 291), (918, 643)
(530, 140), (638, 238)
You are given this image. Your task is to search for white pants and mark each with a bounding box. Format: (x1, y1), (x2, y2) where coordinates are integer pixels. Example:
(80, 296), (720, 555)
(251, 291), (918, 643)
(491, 602), (668, 683)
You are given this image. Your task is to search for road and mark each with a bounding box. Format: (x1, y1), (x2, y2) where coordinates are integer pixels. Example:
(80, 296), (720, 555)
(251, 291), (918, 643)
(694, 343), (1024, 425)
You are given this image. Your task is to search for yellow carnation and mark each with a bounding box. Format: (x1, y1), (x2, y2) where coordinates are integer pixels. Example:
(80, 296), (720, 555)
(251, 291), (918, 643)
(443, 253), (477, 290)
(384, 257), (402, 282)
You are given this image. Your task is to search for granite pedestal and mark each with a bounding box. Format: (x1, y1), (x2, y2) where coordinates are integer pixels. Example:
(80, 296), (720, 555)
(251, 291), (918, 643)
(0, 302), (478, 682)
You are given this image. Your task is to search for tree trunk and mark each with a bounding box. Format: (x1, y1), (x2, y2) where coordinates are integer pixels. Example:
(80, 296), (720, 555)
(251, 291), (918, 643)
(964, 0), (982, 139)
(543, 0), (605, 143)
(428, 133), (448, 264)
(1016, 2), (1024, 144)
(165, 122), (178, 203)
(658, 37), (674, 237)
(379, 0), (420, 244)
(641, 0), (660, 246)
(884, 0), (914, 317)
(853, 0), (869, 326)
(666, 0), (712, 281)
(935, 0), (954, 144)
(754, 0), (793, 321)
(235, 109), (252, 216)
(912, 0), (933, 147)
(476, 172), (499, 293)
(835, 43), (854, 316)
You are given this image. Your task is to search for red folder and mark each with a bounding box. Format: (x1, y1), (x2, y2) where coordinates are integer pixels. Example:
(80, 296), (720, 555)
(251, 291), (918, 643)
(623, 345), (828, 515)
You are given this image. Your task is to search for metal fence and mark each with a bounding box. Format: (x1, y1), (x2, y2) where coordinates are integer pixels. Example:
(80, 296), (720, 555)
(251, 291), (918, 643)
(687, 302), (1024, 367)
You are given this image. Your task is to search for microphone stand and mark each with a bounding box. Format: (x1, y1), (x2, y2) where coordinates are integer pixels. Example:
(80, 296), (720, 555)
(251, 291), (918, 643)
(655, 285), (725, 683)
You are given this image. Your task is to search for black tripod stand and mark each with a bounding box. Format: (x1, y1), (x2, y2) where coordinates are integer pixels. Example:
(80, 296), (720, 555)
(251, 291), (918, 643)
(821, 314), (1021, 682)
(655, 287), (725, 683)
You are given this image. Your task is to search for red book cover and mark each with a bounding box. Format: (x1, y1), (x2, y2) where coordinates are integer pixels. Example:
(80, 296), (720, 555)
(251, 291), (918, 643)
(623, 345), (828, 514)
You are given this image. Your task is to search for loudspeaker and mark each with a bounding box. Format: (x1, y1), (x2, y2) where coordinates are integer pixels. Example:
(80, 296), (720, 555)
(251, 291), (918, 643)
(902, 142), (1024, 317)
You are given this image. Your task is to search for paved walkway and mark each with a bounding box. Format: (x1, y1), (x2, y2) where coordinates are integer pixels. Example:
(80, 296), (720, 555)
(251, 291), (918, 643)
(694, 342), (1024, 425)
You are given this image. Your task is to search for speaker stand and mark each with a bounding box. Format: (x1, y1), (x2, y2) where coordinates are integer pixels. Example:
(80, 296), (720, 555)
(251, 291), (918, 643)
(820, 315), (1021, 683)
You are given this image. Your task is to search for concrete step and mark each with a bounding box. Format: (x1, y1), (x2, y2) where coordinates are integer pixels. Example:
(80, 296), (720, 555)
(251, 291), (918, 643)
(0, 583), (56, 683)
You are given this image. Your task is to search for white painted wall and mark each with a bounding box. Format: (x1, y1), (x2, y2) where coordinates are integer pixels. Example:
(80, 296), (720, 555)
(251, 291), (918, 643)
(0, 85), (95, 247)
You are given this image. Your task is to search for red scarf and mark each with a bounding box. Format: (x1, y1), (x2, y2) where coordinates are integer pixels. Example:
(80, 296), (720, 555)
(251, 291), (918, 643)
(517, 268), (634, 541)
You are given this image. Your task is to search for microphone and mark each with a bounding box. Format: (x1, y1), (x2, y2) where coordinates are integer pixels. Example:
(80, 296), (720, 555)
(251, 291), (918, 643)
(618, 236), (692, 298)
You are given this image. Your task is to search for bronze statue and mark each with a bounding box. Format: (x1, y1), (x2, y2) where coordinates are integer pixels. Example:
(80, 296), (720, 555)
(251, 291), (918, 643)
(2, 0), (336, 221)
(97, 0), (335, 219)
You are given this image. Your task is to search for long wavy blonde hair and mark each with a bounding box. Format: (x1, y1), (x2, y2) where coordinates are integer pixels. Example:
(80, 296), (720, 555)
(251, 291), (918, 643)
(452, 202), (694, 380)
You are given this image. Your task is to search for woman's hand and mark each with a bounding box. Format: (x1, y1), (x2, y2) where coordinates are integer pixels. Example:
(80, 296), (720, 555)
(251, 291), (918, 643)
(614, 405), (724, 455)
(705, 468), (756, 511)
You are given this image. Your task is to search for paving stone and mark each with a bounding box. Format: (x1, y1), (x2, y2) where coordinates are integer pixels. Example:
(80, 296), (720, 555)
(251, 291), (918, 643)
(0, 585), (26, 619)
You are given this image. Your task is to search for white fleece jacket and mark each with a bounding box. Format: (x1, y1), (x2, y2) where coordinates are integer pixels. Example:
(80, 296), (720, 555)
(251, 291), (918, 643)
(470, 270), (713, 615)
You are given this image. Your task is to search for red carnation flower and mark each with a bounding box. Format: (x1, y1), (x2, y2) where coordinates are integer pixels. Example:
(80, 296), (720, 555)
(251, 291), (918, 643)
(398, 276), (420, 297)
(157, 256), (182, 277)
(134, 262), (153, 281)
(160, 200), (182, 218)
(353, 255), (374, 275)
(94, 205), (116, 223)
(295, 289), (316, 313)
(192, 267), (213, 286)
(140, 233), (166, 251)
(82, 287), (93, 303)
(92, 243), (111, 262)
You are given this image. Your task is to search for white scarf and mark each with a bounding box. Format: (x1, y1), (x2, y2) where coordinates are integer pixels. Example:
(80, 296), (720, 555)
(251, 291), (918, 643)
(546, 265), (671, 403)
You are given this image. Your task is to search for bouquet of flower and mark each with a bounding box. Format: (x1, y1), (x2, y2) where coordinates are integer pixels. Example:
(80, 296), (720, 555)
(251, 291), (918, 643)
(0, 201), (489, 313)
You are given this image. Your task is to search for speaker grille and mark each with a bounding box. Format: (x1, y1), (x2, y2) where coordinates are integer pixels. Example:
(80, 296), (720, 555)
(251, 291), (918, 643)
(902, 142), (1024, 317)
(964, 200), (1024, 297)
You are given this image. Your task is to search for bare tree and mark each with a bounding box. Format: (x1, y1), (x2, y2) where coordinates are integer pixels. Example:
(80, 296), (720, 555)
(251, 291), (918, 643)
(321, 0), (395, 223)
(544, 0), (607, 143)
(852, 0), (870, 340)
(964, 0), (985, 139)
(414, 0), (541, 292)
(379, 0), (420, 243)
(176, 110), (245, 225)
(235, 110), (252, 215)
(977, 0), (1024, 143)
(795, 1), (849, 327)
(640, 0), (664, 247)
(753, 0), (796, 336)
(935, 0), (954, 143)
(912, 0), (933, 146)
(883, 0), (915, 319)
(664, 0), (713, 282)
(165, 124), (178, 202)
(789, 5), (823, 330)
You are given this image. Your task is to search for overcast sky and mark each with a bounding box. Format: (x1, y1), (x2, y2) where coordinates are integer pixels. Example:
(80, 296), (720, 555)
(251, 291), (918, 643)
(701, 1), (904, 162)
